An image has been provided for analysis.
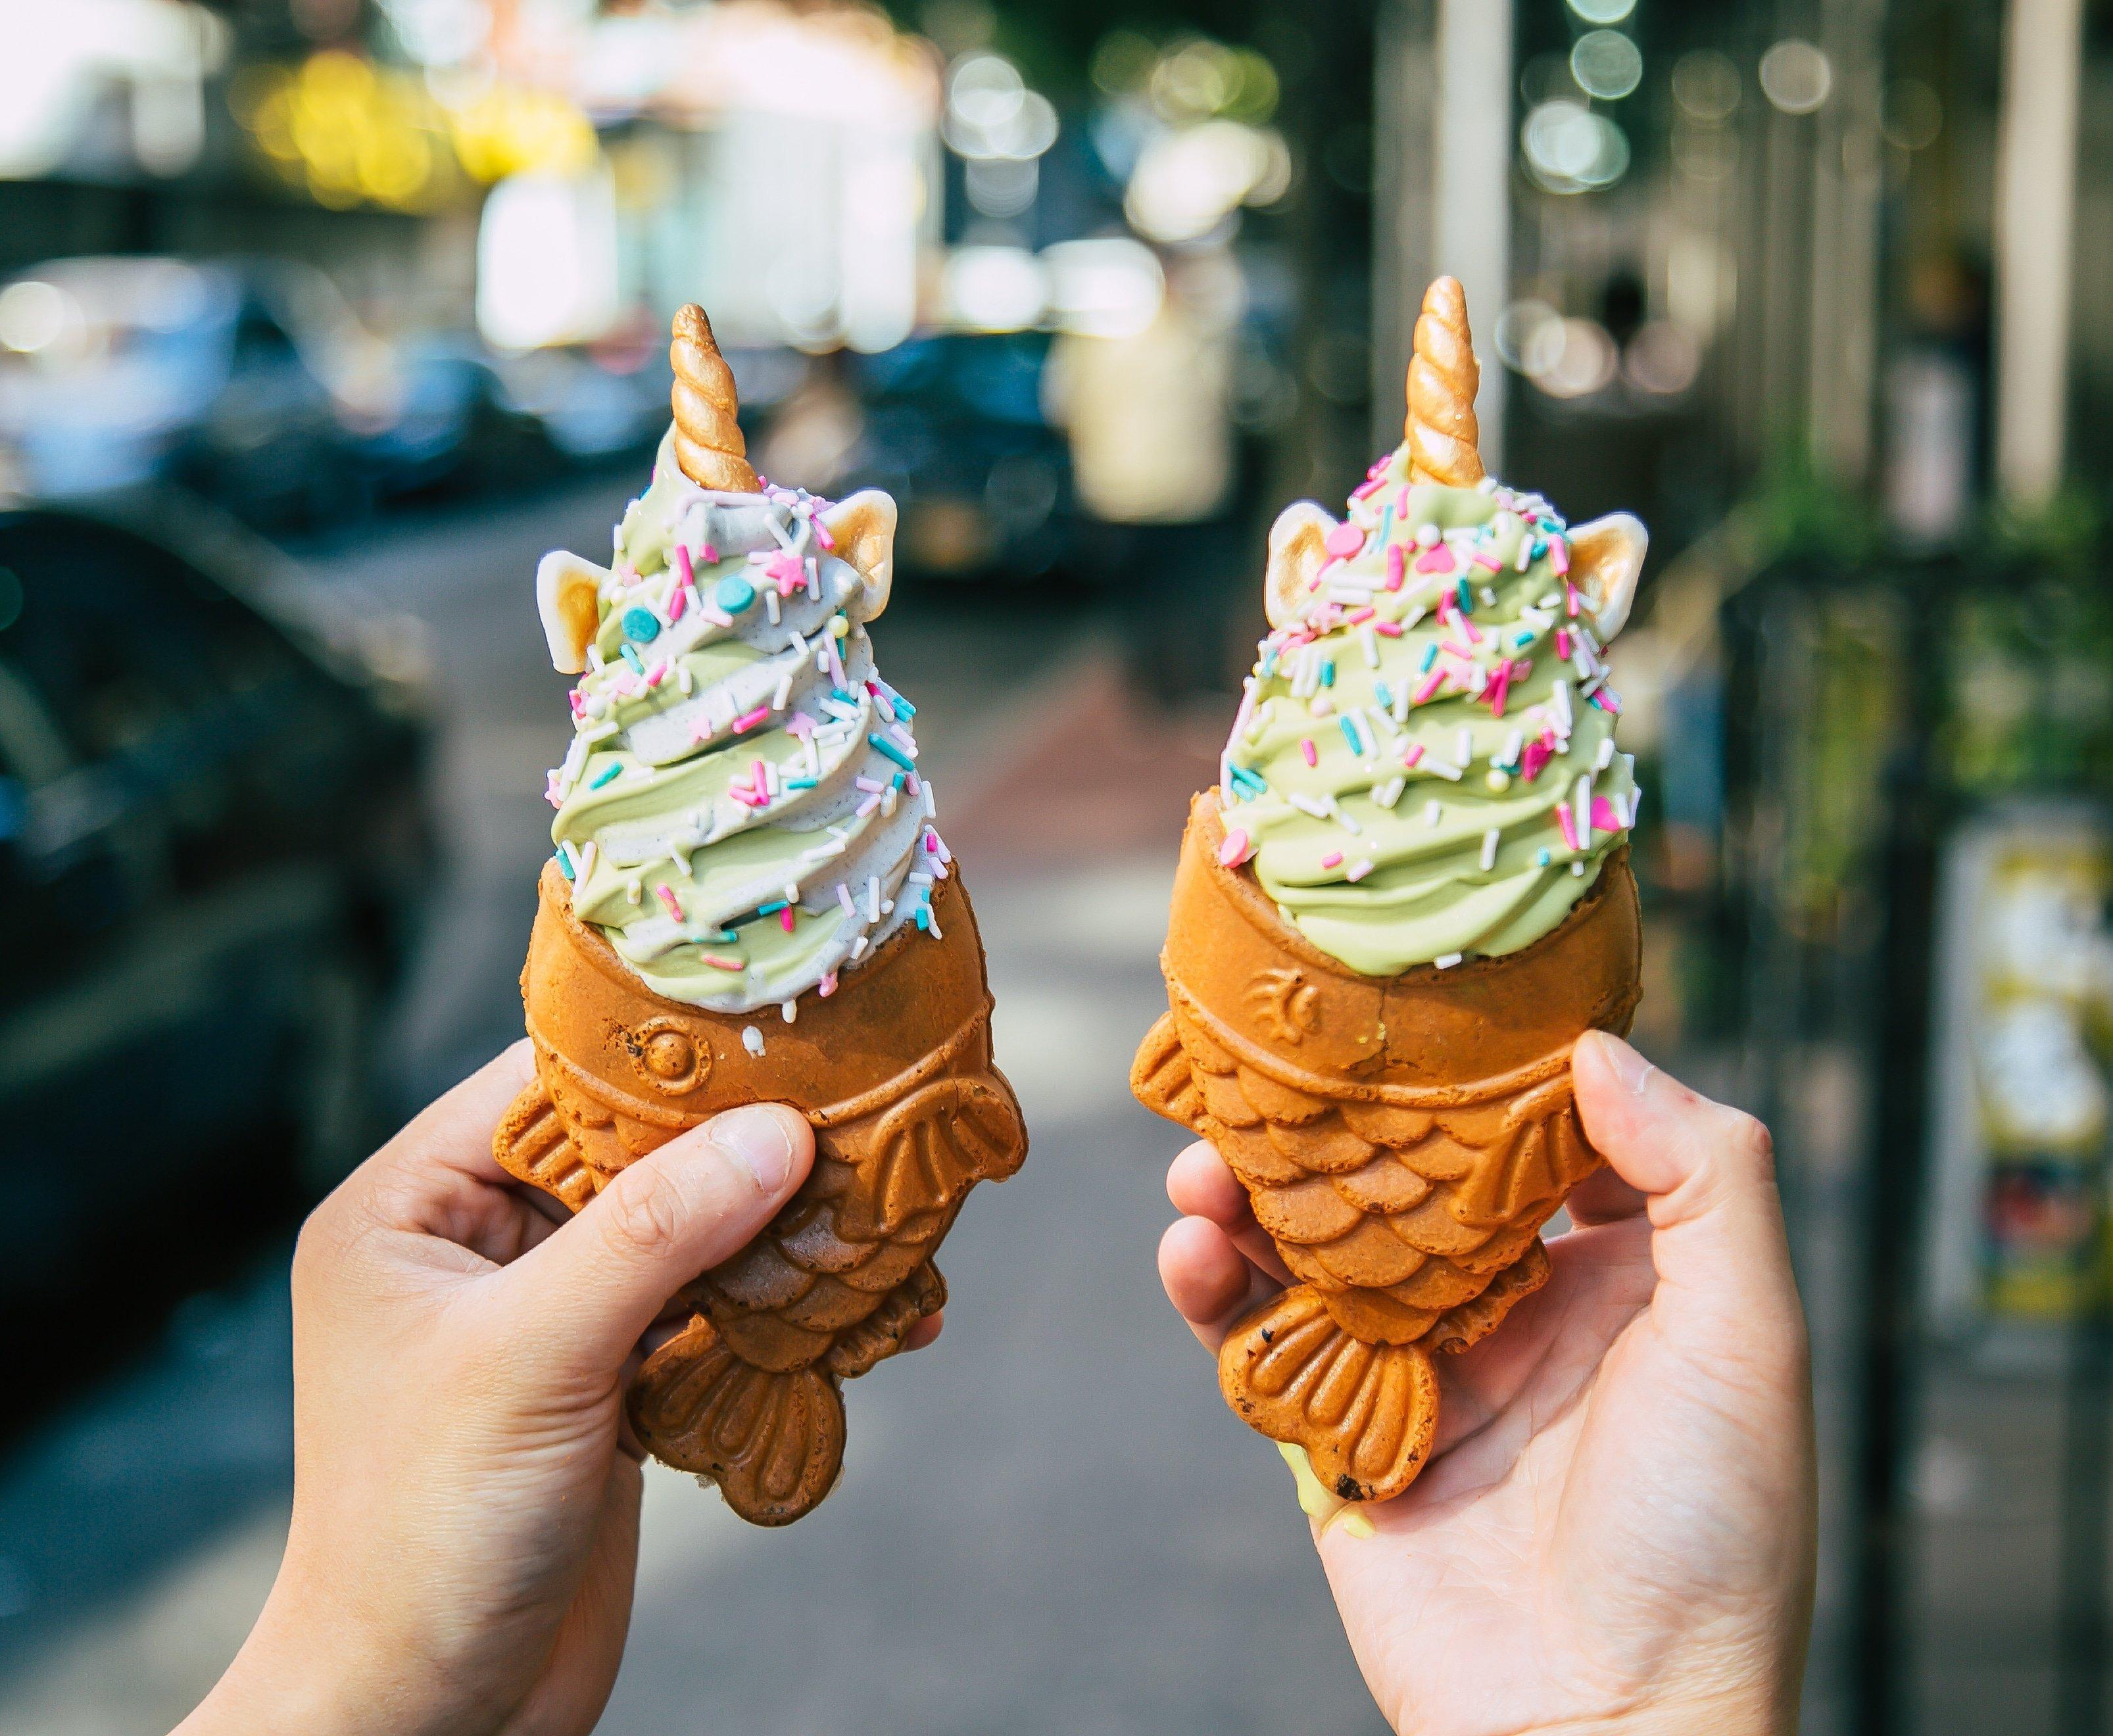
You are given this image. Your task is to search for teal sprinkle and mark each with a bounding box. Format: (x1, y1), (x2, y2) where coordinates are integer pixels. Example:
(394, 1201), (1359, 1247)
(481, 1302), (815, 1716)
(1455, 578), (1472, 612)
(1532, 539), (1549, 561)
(1514, 630), (1536, 650)
(885, 688), (915, 717)
(759, 899), (788, 915)
(1260, 648), (1280, 677)
(1378, 505), (1394, 544)
(1536, 847), (1551, 866)
(1339, 717), (1361, 754)
(867, 732), (915, 771)
(589, 761), (621, 789)
(915, 903), (932, 932)
(621, 607), (660, 644)
(620, 642), (644, 675)
(715, 575), (756, 613)
(707, 928), (739, 944)
(554, 848), (575, 880)
(1320, 661), (1335, 688)
(786, 777), (818, 790)
(1419, 644), (1439, 671)
(891, 771), (906, 790)
(1375, 680), (1394, 708)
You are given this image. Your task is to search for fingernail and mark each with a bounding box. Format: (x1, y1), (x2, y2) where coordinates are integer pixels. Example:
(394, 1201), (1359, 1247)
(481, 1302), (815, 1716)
(708, 1104), (796, 1193)
(1595, 1033), (1656, 1097)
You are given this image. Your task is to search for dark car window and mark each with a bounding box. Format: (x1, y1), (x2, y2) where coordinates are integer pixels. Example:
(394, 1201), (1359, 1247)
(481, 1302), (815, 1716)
(0, 513), (303, 767)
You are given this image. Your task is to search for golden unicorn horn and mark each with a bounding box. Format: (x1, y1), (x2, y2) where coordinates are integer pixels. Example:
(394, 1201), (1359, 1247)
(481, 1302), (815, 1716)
(1405, 276), (1484, 487)
(670, 303), (759, 493)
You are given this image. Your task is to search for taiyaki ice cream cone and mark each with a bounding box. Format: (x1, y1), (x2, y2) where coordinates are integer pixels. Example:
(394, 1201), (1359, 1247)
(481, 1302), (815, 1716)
(496, 305), (1026, 1526)
(1131, 279), (1645, 1507)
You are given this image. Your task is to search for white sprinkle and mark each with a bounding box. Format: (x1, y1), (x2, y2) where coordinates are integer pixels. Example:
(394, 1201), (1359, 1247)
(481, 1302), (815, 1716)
(1416, 522), (1441, 548)
(1425, 799), (1443, 827)
(578, 841), (597, 884)
(850, 936), (869, 959)
(765, 589), (781, 625)
(1435, 951), (1465, 968)
(781, 1000), (796, 1024)
(837, 883), (856, 915)
(625, 877), (642, 905)
(1288, 791), (1332, 819)
(1572, 859), (1586, 876)
(1373, 775), (1406, 809)
(1455, 727), (1473, 766)
(773, 671), (794, 710)
(1480, 828), (1500, 871)
(923, 779), (938, 818)
(1360, 626), (1380, 668)
(1424, 758), (1463, 783)
(677, 664), (693, 696)
(742, 1025), (765, 1055)
(1595, 736), (1616, 771)
(867, 875), (881, 923)
(1501, 730), (1524, 767)
(1480, 586), (1497, 608)
(1576, 774), (1594, 848)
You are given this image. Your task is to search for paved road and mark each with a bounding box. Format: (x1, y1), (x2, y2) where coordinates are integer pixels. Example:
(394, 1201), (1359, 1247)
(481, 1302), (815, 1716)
(0, 479), (1390, 1735)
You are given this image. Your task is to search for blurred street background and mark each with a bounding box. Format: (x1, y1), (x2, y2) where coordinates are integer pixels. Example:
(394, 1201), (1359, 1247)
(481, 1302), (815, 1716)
(1, 0), (2112, 1732)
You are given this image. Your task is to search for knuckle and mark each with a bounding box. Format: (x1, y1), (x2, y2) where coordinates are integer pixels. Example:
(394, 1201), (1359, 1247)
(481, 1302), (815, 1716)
(1720, 1107), (1776, 1172)
(598, 1165), (690, 1261)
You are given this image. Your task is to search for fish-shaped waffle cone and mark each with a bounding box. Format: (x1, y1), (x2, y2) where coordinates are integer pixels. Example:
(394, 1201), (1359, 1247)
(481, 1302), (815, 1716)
(496, 861), (1025, 1524)
(1132, 796), (1639, 1503)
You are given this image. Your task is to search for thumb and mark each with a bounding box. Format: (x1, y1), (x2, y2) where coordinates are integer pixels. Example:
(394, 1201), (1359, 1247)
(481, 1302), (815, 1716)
(1571, 1032), (1803, 1355)
(494, 1102), (814, 1379)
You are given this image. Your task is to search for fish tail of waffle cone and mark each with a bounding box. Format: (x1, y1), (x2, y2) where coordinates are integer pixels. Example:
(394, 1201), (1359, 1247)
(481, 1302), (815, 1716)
(1132, 792), (1638, 1498)
(670, 303), (760, 493)
(495, 861), (1026, 1526)
(1405, 276), (1484, 488)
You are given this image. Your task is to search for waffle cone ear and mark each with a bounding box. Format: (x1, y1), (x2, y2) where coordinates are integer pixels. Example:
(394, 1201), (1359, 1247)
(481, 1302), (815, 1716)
(1405, 276), (1484, 487)
(670, 303), (760, 492)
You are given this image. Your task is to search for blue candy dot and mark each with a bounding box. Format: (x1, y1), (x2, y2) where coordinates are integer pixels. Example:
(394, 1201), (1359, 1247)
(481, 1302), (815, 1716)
(621, 607), (660, 644)
(715, 576), (756, 613)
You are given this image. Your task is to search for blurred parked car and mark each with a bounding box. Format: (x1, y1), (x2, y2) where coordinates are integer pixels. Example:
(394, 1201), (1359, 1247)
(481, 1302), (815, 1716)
(0, 257), (546, 529)
(0, 497), (432, 1403)
(836, 333), (1077, 581)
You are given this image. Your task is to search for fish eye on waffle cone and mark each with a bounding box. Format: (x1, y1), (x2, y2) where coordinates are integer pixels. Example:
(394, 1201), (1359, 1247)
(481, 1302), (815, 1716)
(505, 306), (1027, 1526)
(1134, 276), (1645, 1505)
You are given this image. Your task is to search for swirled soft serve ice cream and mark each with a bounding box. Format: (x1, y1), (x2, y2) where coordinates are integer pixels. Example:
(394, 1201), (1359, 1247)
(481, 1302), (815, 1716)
(1220, 470), (1640, 976)
(535, 320), (944, 1017)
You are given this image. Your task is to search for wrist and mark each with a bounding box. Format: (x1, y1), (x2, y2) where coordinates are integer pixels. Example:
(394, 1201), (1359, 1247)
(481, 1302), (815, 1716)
(1522, 1694), (1791, 1736)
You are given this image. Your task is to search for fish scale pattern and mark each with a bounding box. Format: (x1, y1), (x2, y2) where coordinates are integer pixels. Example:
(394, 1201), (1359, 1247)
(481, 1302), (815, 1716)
(1136, 998), (1598, 1348)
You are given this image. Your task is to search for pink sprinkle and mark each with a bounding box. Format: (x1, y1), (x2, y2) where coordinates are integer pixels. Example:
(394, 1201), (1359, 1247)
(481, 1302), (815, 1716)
(1590, 688), (1622, 715)
(1415, 544), (1456, 575)
(702, 606), (734, 629)
(646, 662), (669, 688)
(1551, 539), (1570, 578)
(780, 905), (796, 932)
(1324, 522), (1366, 558)
(1555, 801), (1579, 851)
(1442, 639), (1474, 660)
(1556, 629), (1573, 660)
(667, 585), (688, 622)
(751, 760), (768, 792)
(656, 884), (684, 921)
(1461, 615), (1483, 644)
(1347, 606), (1376, 625)
(1565, 582), (1580, 617)
(1374, 621), (1403, 637)
(813, 518), (836, 552)
(675, 544), (694, 589)
(1319, 850), (1344, 870)
(1403, 743), (1425, 768)
(786, 711), (814, 738)
(925, 832), (940, 852)
(1301, 738), (1319, 767)
(1488, 659), (1513, 719)
(704, 954), (744, 973)
(1351, 475), (1387, 501)
(733, 704), (771, 733)
(1396, 485), (1411, 513)
(1521, 736), (1553, 781)
(818, 970), (839, 996)
(855, 793), (881, 817)
(1472, 550), (1503, 572)
(1386, 544), (1405, 591)
(568, 690), (586, 716)
(730, 787), (764, 808)
(700, 542), (720, 564)
(1219, 827), (1253, 867)
(1592, 796), (1621, 833)
(1413, 670), (1446, 706)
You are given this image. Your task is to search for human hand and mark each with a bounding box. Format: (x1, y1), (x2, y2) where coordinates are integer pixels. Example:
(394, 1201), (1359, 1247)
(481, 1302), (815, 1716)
(180, 1042), (937, 1736)
(1158, 1032), (1815, 1736)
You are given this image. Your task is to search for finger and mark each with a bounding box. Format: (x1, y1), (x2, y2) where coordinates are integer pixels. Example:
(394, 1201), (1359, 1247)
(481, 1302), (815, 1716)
(1562, 1161), (1649, 1226)
(1571, 1032), (1803, 1354)
(1166, 1142), (1296, 1286)
(1159, 1217), (1280, 1353)
(492, 1103), (815, 1380)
